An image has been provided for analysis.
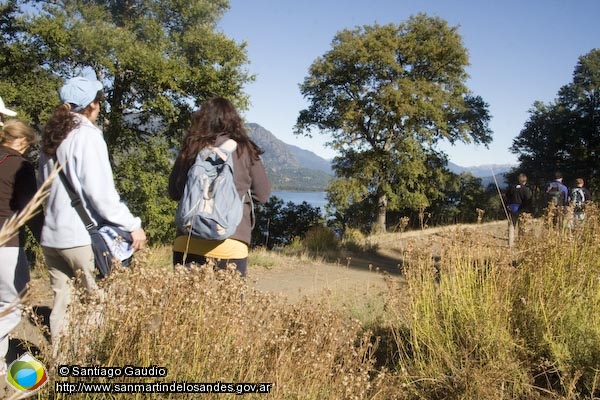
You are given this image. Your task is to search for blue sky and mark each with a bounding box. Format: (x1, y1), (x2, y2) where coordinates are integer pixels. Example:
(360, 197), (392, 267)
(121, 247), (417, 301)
(218, 0), (599, 167)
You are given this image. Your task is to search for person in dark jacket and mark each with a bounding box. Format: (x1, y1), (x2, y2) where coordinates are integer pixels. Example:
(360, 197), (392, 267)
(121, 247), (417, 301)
(168, 97), (271, 277)
(0, 118), (43, 375)
(505, 173), (532, 247)
(505, 173), (533, 227)
(545, 171), (569, 228)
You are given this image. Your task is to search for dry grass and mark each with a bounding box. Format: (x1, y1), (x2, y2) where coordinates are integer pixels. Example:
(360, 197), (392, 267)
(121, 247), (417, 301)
(5, 188), (600, 399)
(36, 261), (380, 399)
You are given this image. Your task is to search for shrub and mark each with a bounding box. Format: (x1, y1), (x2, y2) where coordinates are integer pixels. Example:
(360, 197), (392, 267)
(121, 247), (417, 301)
(302, 225), (338, 253)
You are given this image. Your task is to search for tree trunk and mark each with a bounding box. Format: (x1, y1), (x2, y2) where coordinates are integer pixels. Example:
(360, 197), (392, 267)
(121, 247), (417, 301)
(373, 191), (387, 234)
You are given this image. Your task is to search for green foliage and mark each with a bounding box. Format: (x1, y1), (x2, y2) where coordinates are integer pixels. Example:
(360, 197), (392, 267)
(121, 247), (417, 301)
(252, 196), (323, 249)
(511, 49), (600, 198)
(10, 0), (252, 148)
(509, 207), (600, 396)
(301, 225), (338, 253)
(448, 172), (486, 223)
(0, 1), (253, 243)
(384, 210), (600, 398)
(113, 136), (177, 245)
(340, 227), (378, 253)
(296, 14), (492, 232)
(0, 2), (59, 126)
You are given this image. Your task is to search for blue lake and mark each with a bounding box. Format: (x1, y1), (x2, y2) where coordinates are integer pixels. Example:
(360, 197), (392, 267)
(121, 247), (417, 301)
(270, 191), (328, 211)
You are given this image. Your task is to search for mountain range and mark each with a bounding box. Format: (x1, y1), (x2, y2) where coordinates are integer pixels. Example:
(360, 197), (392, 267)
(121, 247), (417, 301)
(248, 123), (515, 191)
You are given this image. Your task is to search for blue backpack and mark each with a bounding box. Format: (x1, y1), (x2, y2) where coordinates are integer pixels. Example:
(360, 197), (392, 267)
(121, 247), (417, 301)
(175, 139), (244, 240)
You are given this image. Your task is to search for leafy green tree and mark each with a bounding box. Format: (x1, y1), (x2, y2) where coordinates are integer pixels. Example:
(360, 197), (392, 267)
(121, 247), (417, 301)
(113, 136), (177, 244)
(0, 1), (58, 126)
(7, 0), (252, 147)
(1, 0), (253, 244)
(452, 173), (486, 223)
(252, 196), (323, 249)
(295, 14), (492, 233)
(511, 49), (600, 196)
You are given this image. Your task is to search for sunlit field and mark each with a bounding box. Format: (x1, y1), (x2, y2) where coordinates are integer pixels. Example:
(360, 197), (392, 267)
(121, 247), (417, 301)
(5, 205), (600, 399)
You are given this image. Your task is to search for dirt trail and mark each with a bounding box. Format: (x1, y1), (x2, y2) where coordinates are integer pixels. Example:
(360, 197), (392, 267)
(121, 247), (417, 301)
(248, 220), (509, 302)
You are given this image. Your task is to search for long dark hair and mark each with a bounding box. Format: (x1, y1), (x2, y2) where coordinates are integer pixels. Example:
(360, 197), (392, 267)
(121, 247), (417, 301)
(42, 91), (103, 156)
(175, 97), (263, 172)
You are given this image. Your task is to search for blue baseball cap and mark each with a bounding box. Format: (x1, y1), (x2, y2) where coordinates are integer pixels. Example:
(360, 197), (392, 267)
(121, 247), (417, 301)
(59, 77), (103, 111)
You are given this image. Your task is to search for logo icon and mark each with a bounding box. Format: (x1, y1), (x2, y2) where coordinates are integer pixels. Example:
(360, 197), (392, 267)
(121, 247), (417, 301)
(5, 353), (48, 393)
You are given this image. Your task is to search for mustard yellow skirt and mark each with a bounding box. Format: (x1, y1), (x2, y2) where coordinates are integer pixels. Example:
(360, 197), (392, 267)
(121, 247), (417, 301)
(172, 236), (248, 259)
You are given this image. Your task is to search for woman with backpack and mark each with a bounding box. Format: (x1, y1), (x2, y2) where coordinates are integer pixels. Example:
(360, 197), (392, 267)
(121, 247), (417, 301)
(39, 76), (147, 343)
(168, 97), (271, 277)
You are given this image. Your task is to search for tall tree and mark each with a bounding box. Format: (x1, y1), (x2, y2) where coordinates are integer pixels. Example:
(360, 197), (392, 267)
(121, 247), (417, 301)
(0, 1), (58, 125)
(6, 0), (252, 147)
(0, 0), (253, 243)
(295, 14), (492, 232)
(511, 49), (600, 195)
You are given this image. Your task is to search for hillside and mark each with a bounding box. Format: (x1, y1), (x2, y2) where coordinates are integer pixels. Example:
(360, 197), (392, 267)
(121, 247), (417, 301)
(247, 123), (333, 191)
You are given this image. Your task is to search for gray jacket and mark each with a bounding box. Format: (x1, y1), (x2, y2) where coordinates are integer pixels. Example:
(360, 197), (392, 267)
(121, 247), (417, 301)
(39, 114), (141, 248)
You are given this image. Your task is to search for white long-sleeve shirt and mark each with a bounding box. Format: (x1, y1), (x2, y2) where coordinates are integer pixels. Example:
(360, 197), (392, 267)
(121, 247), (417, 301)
(40, 114), (141, 248)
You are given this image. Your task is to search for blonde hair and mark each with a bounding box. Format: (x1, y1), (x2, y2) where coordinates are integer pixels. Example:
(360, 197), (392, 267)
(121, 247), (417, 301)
(0, 120), (40, 146)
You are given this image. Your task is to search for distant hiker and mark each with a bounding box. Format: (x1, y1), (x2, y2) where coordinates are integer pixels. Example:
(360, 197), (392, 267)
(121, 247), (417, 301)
(545, 171), (569, 228)
(505, 173), (532, 246)
(168, 97), (271, 277)
(570, 177), (592, 223)
(545, 172), (569, 207)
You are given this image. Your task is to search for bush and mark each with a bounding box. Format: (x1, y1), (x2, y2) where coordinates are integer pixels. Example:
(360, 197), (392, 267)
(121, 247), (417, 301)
(302, 225), (338, 253)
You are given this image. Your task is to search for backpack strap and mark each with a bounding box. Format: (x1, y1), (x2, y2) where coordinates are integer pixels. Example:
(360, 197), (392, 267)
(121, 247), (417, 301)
(53, 157), (96, 231)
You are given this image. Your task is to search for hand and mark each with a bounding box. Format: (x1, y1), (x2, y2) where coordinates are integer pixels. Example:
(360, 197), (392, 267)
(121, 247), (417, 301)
(131, 227), (147, 251)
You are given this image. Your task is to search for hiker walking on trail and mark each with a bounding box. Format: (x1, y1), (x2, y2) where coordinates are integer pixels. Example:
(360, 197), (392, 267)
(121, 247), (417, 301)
(570, 177), (592, 223)
(545, 172), (569, 207)
(168, 97), (271, 277)
(39, 76), (147, 343)
(545, 171), (569, 228)
(505, 173), (532, 246)
(505, 173), (532, 227)
(0, 114), (43, 376)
